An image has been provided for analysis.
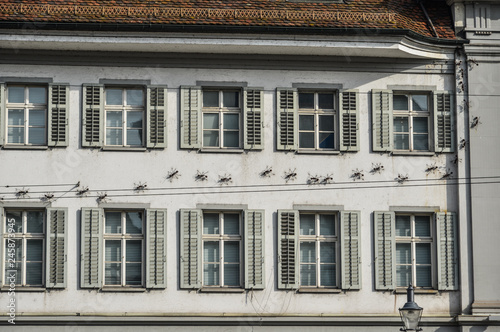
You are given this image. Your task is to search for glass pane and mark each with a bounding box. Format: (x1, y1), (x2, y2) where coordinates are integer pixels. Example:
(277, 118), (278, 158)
(396, 243), (411, 264)
(223, 91), (239, 108)
(28, 127), (46, 145)
(320, 264), (336, 287)
(126, 212), (142, 234)
(105, 240), (121, 261)
(203, 263), (219, 286)
(223, 131), (239, 148)
(394, 117), (409, 132)
(106, 111), (123, 127)
(224, 264), (240, 286)
(412, 95), (428, 112)
(26, 262), (43, 285)
(7, 127), (24, 144)
(415, 216), (431, 237)
(395, 216), (411, 237)
(413, 134), (429, 151)
(126, 240), (142, 262)
(224, 242), (240, 263)
(27, 211), (43, 233)
(203, 113), (219, 129)
(224, 214), (239, 235)
(300, 242), (315, 263)
(106, 89), (123, 105)
(203, 131), (219, 147)
(127, 111), (143, 128)
(413, 117), (428, 133)
(8, 87), (24, 103)
(126, 262), (142, 285)
(300, 264), (316, 286)
(299, 115), (314, 131)
(416, 243), (431, 264)
(393, 95), (408, 110)
(203, 214), (219, 234)
(299, 132), (314, 149)
(203, 91), (219, 107)
(300, 214), (315, 235)
(318, 93), (334, 109)
(29, 109), (46, 126)
(320, 242), (335, 263)
(105, 263), (121, 285)
(320, 214), (335, 236)
(319, 115), (334, 131)
(5, 239), (22, 285)
(394, 134), (409, 150)
(29, 87), (46, 104)
(106, 129), (123, 145)
(396, 265), (411, 287)
(223, 113), (239, 130)
(416, 266), (432, 287)
(204, 241), (219, 263)
(27, 239), (43, 261)
(8, 109), (24, 125)
(126, 129), (143, 146)
(105, 212), (122, 233)
(299, 93), (314, 109)
(126, 89), (144, 106)
(319, 133), (334, 149)
(6, 211), (22, 233)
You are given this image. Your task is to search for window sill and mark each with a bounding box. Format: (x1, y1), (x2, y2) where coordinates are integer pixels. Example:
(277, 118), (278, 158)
(296, 150), (340, 155)
(391, 151), (436, 156)
(199, 287), (245, 293)
(2, 145), (48, 150)
(100, 287), (147, 292)
(199, 149), (244, 154)
(394, 288), (439, 294)
(298, 288), (342, 293)
(101, 147), (148, 152)
(1, 287), (46, 292)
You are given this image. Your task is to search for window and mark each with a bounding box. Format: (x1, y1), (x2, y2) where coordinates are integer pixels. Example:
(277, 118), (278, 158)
(180, 86), (263, 150)
(1, 84), (68, 147)
(374, 211), (458, 291)
(80, 207), (166, 289)
(277, 210), (360, 290)
(180, 209), (264, 290)
(82, 84), (167, 149)
(372, 90), (454, 153)
(277, 88), (359, 152)
(0, 207), (67, 289)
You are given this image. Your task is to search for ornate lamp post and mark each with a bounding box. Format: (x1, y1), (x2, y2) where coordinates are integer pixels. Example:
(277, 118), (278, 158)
(399, 285), (423, 331)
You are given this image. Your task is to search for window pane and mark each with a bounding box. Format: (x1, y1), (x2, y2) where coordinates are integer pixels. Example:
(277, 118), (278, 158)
(203, 264), (219, 286)
(319, 115), (334, 131)
(8, 87), (24, 103)
(300, 242), (315, 263)
(126, 240), (142, 262)
(127, 111), (143, 128)
(5, 239), (22, 284)
(126, 129), (143, 146)
(7, 127), (24, 144)
(106, 129), (123, 145)
(224, 264), (240, 286)
(394, 117), (409, 132)
(320, 242), (335, 263)
(299, 93), (314, 109)
(126, 212), (142, 234)
(28, 127), (46, 145)
(203, 113), (219, 129)
(106, 89), (123, 105)
(300, 265), (316, 286)
(318, 93), (334, 109)
(224, 214), (239, 235)
(203, 131), (219, 147)
(27, 239), (43, 261)
(224, 242), (240, 263)
(394, 134), (409, 150)
(106, 111), (122, 127)
(26, 262), (43, 285)
(319, 133), (334, 149)
(412, 95), (428, 112)
(203, 214), (219, 234)
(105, 263), (121, 285)
(413, 117), (428, 133)
(126, 262), (142, 285)
(29, 87), (46, 104)
(8, 109), (24, 126)
(396, 243), (411, 264)
(395, 216), (411, 237)
(299, 115), (314, 131)
(105, 212), (122, 233)
(415, 216), (431, 237)
(416, 243), (431, 264)
(223, 91), (239, 108)
(27, 211), (44, 233)
(416, 266), (432, 287)
(413, 134), (429, 151)
(393, 95), (408, 110)
(320, 265), (336, 287)
(204, 241), (219, 263)
(6, 211), (22, 233)
(126, 89), (144, 106)
(396, 265), (411, 287)
(223, 113), (239, 130)
(299, 132), (314, 149)
(203, 91), (219, 107)
(223, 131), (239, 148)
(320, 214), (335, 236)
(105, 240), (121, 261)
(29, 109), (46, 126)
(300, 214), (315, 235)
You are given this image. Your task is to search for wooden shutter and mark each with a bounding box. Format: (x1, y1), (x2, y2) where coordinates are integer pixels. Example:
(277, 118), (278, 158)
(46, 208), (67, 288)
(374, 211), (396, 290)
(243, 88), (264, 150)
(276, 88), (298, 151)
(48, 84), (69, 147)
(179, 209), (202, 289)
(277, 210), (299, 290)
(436, 212), (458, 290)
(82, 84), (103, 147)
(80, 208), (103, 288)
(244, 210), (265, 289)
(146, 209), (167, 288)
(0, 84), (5, 145)
(434, 91), (455, 153)
(372, 90), (393, 152)
(340, 211), (361, 290)
(180, 86), (202, 149)
(146, 86), (167, 149)
(339, 90), (360, 151)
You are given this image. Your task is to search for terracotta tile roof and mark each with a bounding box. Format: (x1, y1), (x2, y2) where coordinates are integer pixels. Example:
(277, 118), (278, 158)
(0, 0), (456, 40)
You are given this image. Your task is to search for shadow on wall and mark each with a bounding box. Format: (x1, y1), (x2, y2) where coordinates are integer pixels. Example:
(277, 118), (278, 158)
(470, 327), (488, 332)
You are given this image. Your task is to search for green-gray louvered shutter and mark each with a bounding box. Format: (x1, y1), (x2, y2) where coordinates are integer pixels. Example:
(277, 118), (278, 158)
(80, 207), (103, 288)
(82, 84), (104, 147)
(46, 208), (67, 288)
(340, 211), (361, 290)
(244, 210), (265, 289)
(276, 88), (298, 151)
(434, 91), (454, 153)
(147, 86), (167, 149)
(180, 209), (202, 289)
(146, 209), (167, 288)
(277, 210), (299, 289)
(180, 86), (202, 149)
(436, 212), (458, 290)
(374, 211), (396, 290)
(0, 84), (5, 145)
(244, 88), (264, 150)
(339, 90), (360, 152)
(0, 207), (3, 286)
(372, 90), (393, 152)
(48, 84), (69, 147)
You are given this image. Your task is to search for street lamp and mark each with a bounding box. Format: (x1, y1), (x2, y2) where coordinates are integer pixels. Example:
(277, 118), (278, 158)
(399, 285), (423, 331)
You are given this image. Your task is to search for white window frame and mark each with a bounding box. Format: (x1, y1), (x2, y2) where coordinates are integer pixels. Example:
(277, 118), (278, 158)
(393, 92), (431, 152)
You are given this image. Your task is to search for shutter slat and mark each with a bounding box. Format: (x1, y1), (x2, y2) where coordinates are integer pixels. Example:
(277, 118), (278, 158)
(278, 210), (299, 289)
(80, 208), (102, 288)
(436, 212), (458, 290)
(180, 86), (201, 149)
(372, 90), (393, 152)
(244, 210), (265, 289)
(180, 209), (201, 289)
(147, 86), (167, 149)
(146, 209), (167, 288)
(46, 208), (67, 288)
(48, 84), (69, 147)
(374, 211), (395, 290)
(244, 88), (264, 150)
(340, 211), (361, 289)
(339, 90), (360, 151)
(276, 89), (298, 151)
(434, 91), (455, 153)
(82, 84), (103, 147)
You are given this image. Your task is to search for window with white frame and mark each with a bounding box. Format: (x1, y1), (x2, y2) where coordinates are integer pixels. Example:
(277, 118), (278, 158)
(202, 90), (241, 149)
(298, 91), (336, 150)
(393, 93), (430, 152)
